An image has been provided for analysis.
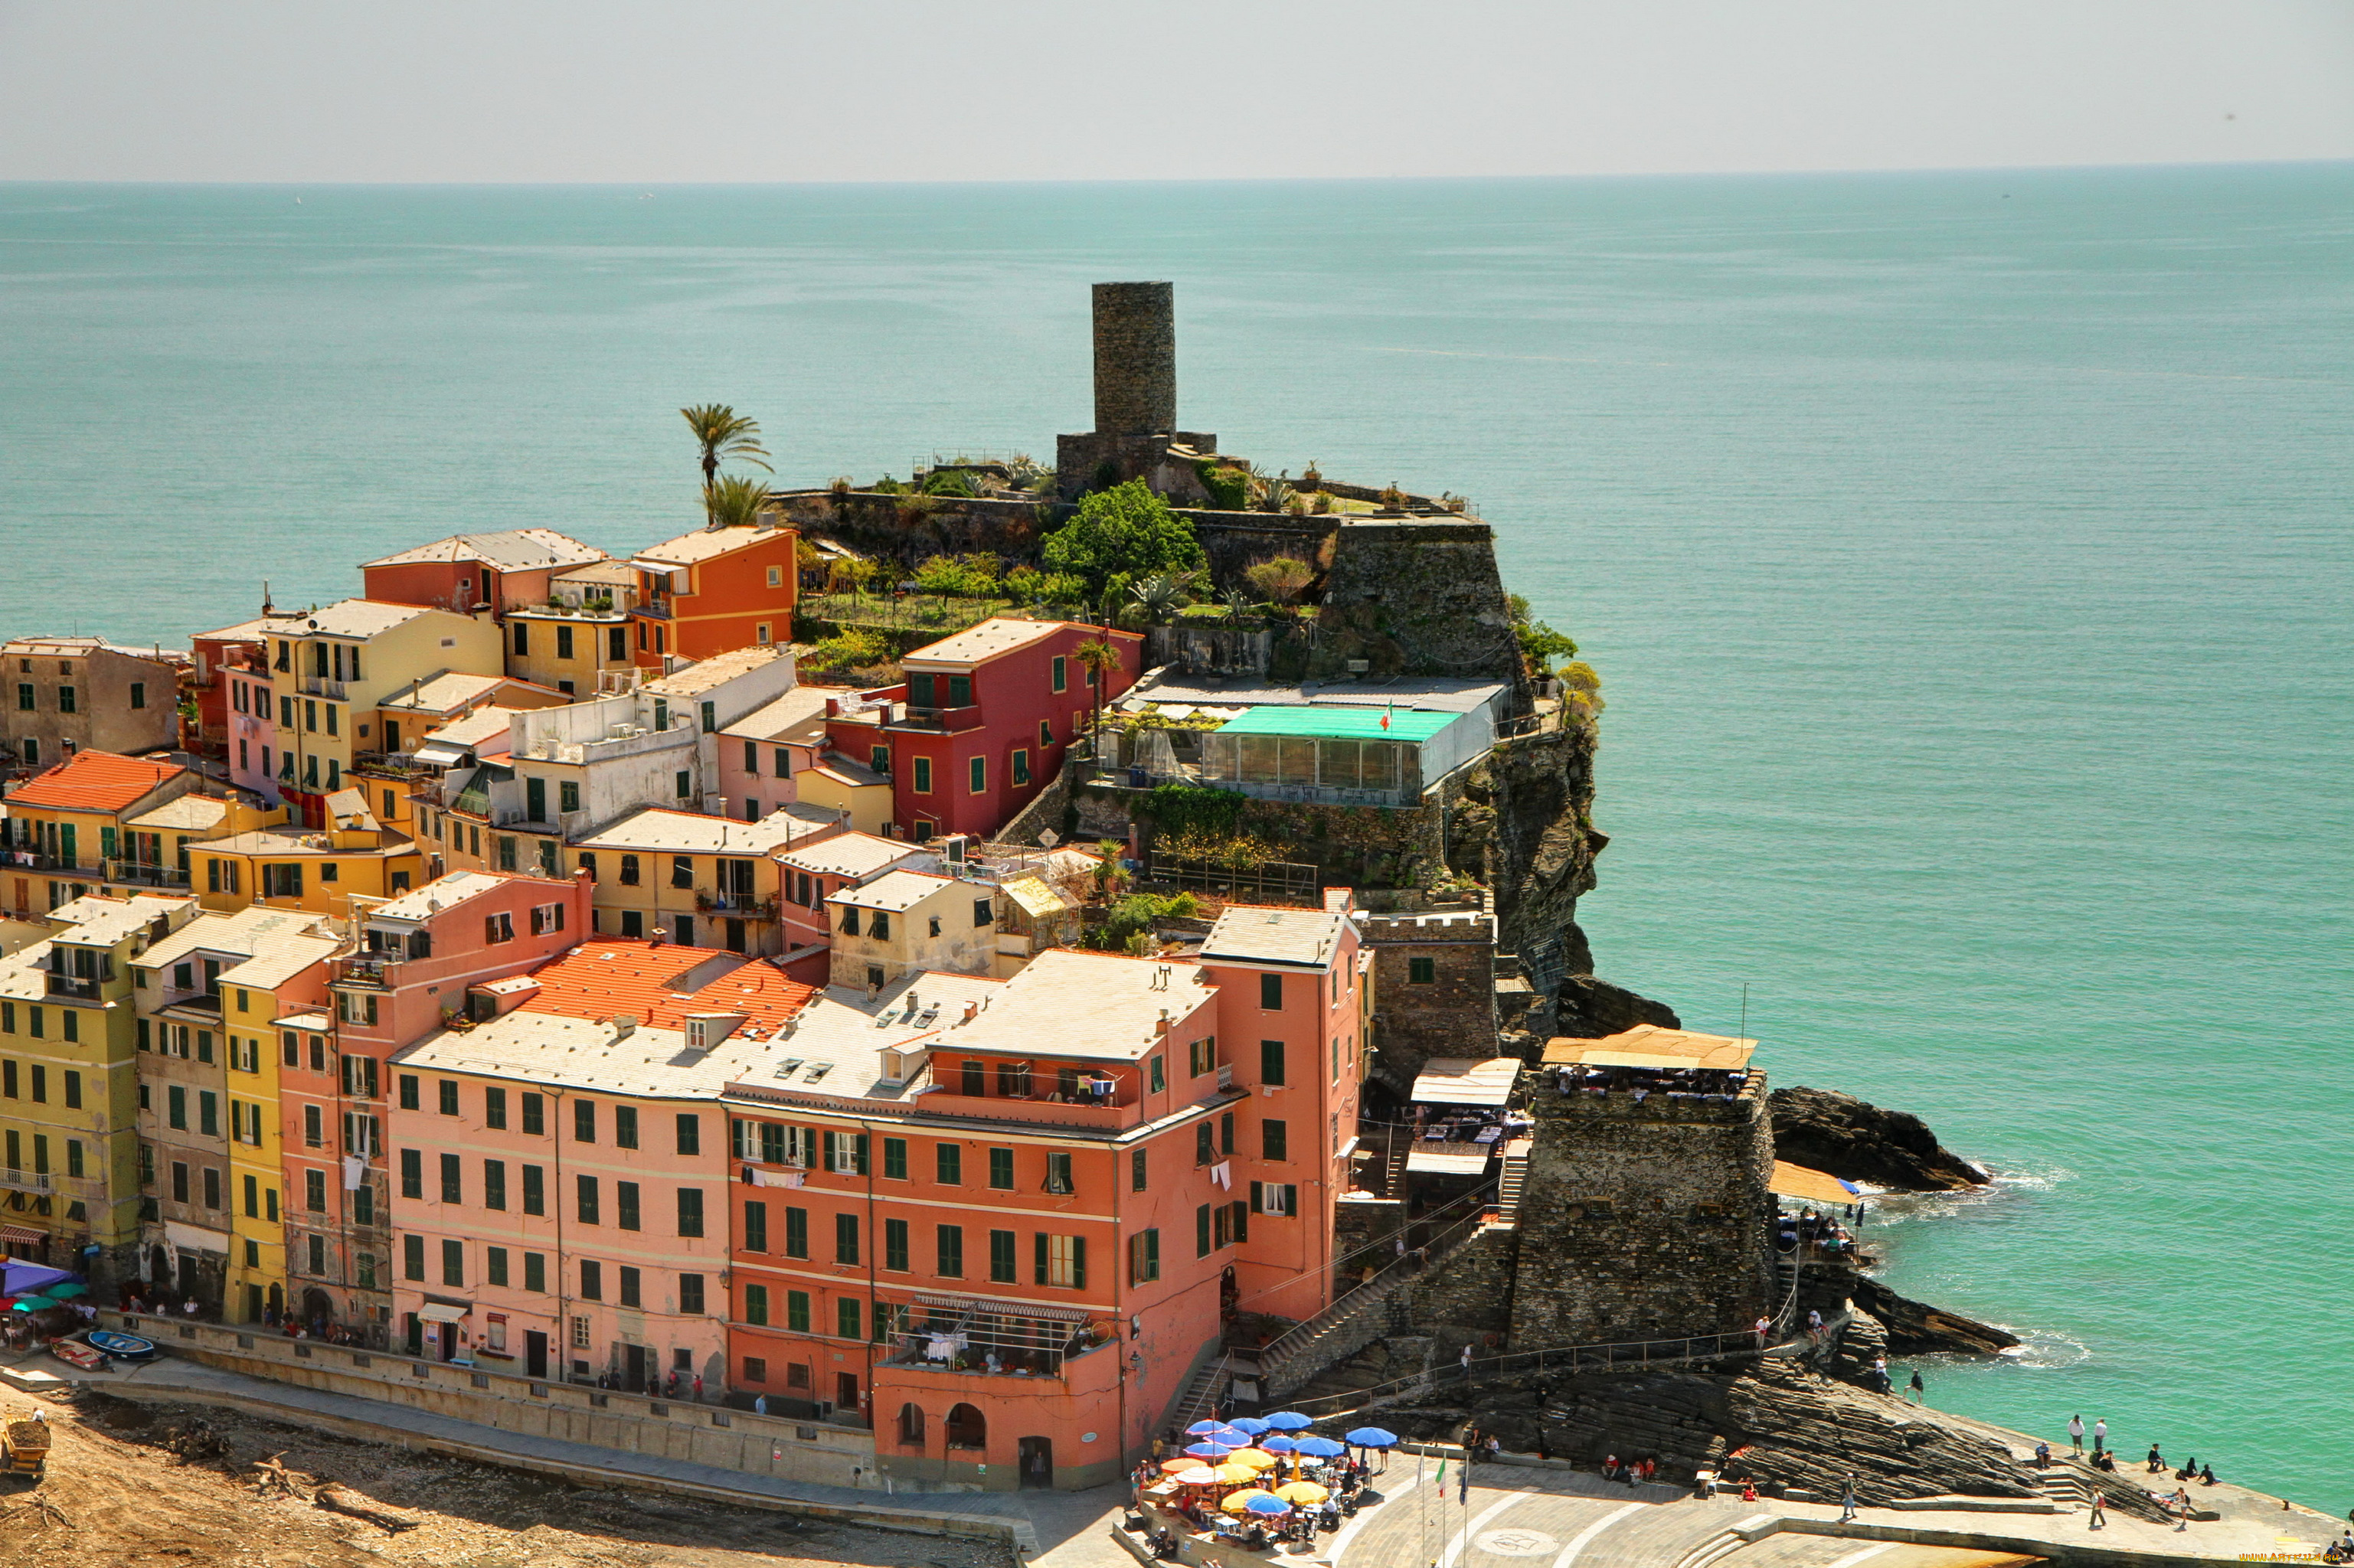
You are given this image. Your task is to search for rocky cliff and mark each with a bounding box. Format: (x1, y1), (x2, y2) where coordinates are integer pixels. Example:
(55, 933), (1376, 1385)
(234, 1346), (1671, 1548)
(1768, 1086), (1989, 1191)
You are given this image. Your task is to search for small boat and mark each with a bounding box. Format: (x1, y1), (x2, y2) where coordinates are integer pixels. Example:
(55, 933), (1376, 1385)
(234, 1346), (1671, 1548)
(49, 1338), (106, 1370)
(87, 1329), (157, 1360)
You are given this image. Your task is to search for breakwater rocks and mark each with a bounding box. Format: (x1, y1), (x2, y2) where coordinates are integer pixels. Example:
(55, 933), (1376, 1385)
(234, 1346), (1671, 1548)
(1768, 1086), (1989, 1192)
(1845, 1277), (2020, 1357)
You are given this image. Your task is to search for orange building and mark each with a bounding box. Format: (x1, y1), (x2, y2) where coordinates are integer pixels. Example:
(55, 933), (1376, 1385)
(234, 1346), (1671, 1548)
(629, 523), (800, 667)
(359, 530), (609, 619)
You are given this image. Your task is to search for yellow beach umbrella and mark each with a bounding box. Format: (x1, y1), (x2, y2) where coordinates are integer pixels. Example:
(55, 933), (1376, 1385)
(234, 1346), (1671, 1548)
(1228, 1448), (1280, 1471)
(1221, 1488), (1267, 1514)
(1210, 1464), (1260, 1485)
(1275, 1480), (1329, 1505)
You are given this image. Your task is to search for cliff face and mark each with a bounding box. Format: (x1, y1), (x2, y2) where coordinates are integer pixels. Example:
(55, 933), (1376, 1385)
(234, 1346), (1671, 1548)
(1768, 1086), (1989, 1191)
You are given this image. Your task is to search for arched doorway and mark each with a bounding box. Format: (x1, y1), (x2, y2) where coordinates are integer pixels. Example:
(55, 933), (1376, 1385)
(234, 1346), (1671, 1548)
(1018, 1436), (1054, 1489)
(301, 1287), (333, 1327)
(896, 1403), (925, 1449)
(944, 1403), (986, 1456)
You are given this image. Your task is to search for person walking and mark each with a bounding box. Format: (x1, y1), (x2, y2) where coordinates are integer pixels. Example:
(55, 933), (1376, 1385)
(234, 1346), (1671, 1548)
(1459, 1343), (1473, 1379)
(1908, 1370), (1924, 1406)
(1754, 1315), (1770, 1348)
(2174, 1487), (2192, 1531)
(2068, 1413), (2085, 1454)
(1839, 1475), (1858, 1523)
(2092, 1417), (2107, 1454)
(2088, 1490), (2107, 1530)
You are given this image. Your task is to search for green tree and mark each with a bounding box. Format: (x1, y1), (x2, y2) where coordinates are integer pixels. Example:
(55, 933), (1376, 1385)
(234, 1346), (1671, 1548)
(680, 404), (771, 488)
(1508, 593), (1579, 676)
(704, 473), (773, 530)
(1042, 480), (1207, 599)
(1074, 637), (1123, 742)
(1244, 557), (1313, 605)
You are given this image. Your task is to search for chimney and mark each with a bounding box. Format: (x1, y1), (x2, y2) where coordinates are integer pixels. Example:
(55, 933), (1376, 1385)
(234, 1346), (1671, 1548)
(1093, 282), (1175, 437)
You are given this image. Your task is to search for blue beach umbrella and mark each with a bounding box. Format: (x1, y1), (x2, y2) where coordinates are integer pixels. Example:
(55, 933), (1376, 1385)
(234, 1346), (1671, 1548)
(1184, 1442), (1235, 1459)
(1264, 1411), (1314, 1432)
(1345, 1426), (1398, 1449)
(1185, 1419), (1225, 1436)
(1243, 1491), (1292, 1516)
(1296, 1436), (1347, 1459)
(1260, 1435), (1300, 1454)
(1229, 1416), (1273, 1436)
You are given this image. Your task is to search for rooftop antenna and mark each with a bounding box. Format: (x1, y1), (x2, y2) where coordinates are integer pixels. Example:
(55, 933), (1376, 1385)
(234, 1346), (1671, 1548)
(1739, 982), (1749, 1041)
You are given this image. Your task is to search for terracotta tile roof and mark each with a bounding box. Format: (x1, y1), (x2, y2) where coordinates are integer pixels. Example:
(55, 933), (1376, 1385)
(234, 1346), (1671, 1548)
(519, 939), (816, 1031)
(5, 750), (189, 814)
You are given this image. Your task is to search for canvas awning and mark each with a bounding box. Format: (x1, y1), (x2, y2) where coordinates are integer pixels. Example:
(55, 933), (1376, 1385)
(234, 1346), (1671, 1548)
(1409, 1057), (1521, 1107)
(1544, 1024), (1757, 1070)
(1001, 876), (1068, 920)
(414, 740), (471, 768)
(1405, 1149), (1492, 1177)
(1771, 1161), (1861, 1205)
(911, 1290), (1091, 1324)
(418, 1302), (469, 1324)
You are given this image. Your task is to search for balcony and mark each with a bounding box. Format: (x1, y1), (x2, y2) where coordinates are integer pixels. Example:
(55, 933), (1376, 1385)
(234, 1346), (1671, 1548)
(0, 1170), (101, 1203)
(296, 675), (349, 701)
(159, 992), (224, 1019)
(335, 954), (401, 990)
(44, 973), (104, 1001)
(907, 1084), (1134, 1131)
(107, 860), (192, 889)
(888, 704), (983, 735)
(694, 890), (778, 920)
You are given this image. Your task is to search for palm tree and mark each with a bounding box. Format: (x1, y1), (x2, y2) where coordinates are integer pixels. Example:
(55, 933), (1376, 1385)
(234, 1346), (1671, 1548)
(1074, 637), (1122, 747)
(681, 404), (772, 488)
(704, 473), (773, 531)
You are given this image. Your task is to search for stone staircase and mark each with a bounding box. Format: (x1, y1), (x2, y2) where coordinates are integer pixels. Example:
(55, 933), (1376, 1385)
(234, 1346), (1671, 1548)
(1161, 1349), (1230, 1438)
(1496, 1138), (1532, 1220)
(2030, 1466), (2090, 1511)
(1257, 1209), (1489, 1399)
(1380, 1130), (1411, 1200)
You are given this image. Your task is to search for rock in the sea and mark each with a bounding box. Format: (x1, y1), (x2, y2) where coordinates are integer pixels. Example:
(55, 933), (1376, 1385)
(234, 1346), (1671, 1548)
(1769, 1085), (1988, 1191)
(1847, 1275), (2020, 1356)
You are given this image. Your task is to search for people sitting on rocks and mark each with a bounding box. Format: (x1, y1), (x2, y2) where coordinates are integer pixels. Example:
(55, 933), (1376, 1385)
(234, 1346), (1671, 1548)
(2199, 1463), (2217, 1486)
(2093, 1449), (2119, 1472)
(2033, 1442), (2052, 1467)
(2146, 1444), (2165, 1473)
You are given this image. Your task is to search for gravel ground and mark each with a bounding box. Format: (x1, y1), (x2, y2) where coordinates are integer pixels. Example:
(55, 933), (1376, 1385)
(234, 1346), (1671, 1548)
(0, 1387), (1015, 1568)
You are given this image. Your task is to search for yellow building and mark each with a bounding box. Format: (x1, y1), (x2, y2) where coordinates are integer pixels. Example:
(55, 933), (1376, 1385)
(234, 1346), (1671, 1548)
(502, 561), (641, 696)
(132, 903), (342, 1321)
(0, 893), (198, 1290)
(0, 750), (204, 915)
(186, 790), (426, 921)
(794, 751), (894, 836)
(567, 804), (840, 953)
(255, 599), (505, 813)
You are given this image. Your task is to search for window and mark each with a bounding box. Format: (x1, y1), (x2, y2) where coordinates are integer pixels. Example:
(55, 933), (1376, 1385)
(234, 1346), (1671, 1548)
(1012, 749), (1031, 787)
(485, 908), (514, 942)
(786, 1290), (810, 1332)
(1260, 972), (1283, 1010)
(912, 756), (932, 794)
(521, 1093), (544, 1135)
(1252, 1181), (1300, 1217)
(522, 1165), (545, 1214)
(560, 780), (580, 814)
(674, 770), (691, 800)
(1188, 1037), (1215, 1077)
(1260, 1039), (1286, 1085)
(304, 1105), (322, 1148)
(619, 854), (640, 885)
(884, 1217), (909, 1271)
(741, 1200), (768, 1252)
(744, 1284), (770, 1326)
(675, 1113), (699, 1155)
(935, 1143), (961, 1185)
(438, 1079), (459, 1116)
(959, 1059), (982, 1096)
(525, 1253), (547, 1292)
(398, 1073), (420, 1111)
(485, 1086), (507, 1129)
(399, 1148), (422, 1199)
(487, 1246), (509, 1287)
(576, 1173), (600, 1224)
(671, 854), (693, 889)
(834, 1295), (864, 1341)
(616, 1181), (640, 1230)
(1132, 1147), (1149, 1191)
(580, 1261), (602, 1301)
(512, 622), (531, 656)
(968, 756), (986, 794)
(1195, 1203), (1212, 1258)
(308, 1234), (325, 1275)
(1037, 1233), (1086, 1289)
(619, 1266), (642, 1309)
(881, 1137), (907, 1179)
(936, 1223), (964, 1277)
(1149, 1055), (1165, 1093)
(988, 1229), (1017, 1283)
(404, 1234), (426, 1281)
(1408, 955), (1437, 985)
(1039, 718), (1054, 748)
(987, 1147), (1014, 1190)
(440, 1153), (462, 1204)
(614, 1105), (638, 1148)
(1130, 1228), (1161, 1284)
(1051, 654), (1067, 693)
(783, 1205), (807, 1259)
(442, 1239), (465, 1287)
(834, 1211), (859, 1265)
(574, 1099), (596, 1143)
(1044, 1152), (1074, 1194)
(130, 681), (146, 709)
(1221, 1110), (1235, 1155)
(675, 1188), (703, 1237)
(994, 1060), (1029, 1097)
(1263, 1119), (1289, 1161)
(679, 1274), (705, 1314)
(484, 1159), (506, 1210)
(58, 685), (76, 714)
(1195, 1122), (1214, 1167)
(838, 906), (859, 937)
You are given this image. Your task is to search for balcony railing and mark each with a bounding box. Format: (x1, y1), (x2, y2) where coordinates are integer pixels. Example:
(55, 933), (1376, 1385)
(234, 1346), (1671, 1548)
(694, 890), (778, 919)
(336, 954), (401, 989)
(296, 676), (349, 701)
(44, 974), (104, 1001)
(889, 704), (983, 734)
(107, 859), (193, 888)
(0, 1170), (102, 1202)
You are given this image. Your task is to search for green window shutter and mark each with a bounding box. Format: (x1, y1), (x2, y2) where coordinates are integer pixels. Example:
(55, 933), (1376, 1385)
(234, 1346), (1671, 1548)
(853, 1134), (869, 1175)
(1033, 1231), (1048, 1286)
(100, 826), (117, 860)
(1195, 1204), (1211, 1258)
(821, 1129), (837, 1169)
(1071, 1236), (1085, 1292)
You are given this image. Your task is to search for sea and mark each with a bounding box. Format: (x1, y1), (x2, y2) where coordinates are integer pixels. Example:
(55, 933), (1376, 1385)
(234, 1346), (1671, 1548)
(3, 168), (2349, 1507)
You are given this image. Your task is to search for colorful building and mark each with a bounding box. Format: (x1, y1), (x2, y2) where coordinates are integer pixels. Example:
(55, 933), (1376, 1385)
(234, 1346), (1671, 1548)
(567, 804), (841, 953)
(190, 619), (280, 796)
(823, 870), (999, 992)
(0, 893), (197, 1287)
(774, 831), (938, 984)
(710, 686), (832, 824)
(500, 562), (641, 696)
(825, 619), (1141, 843)
(185, 789), (427, 920)
(629, 522), (801, 667)
(291, 869), (590, 1344)
(0, 750), (207, 916)
(358, 529), (609, 619)
(0, 635), (185, 773)
(385, 939), (812, 1383)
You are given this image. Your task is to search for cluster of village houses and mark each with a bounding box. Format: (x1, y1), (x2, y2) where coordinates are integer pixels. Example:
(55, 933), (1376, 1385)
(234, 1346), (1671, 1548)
(0, 519), (1415, 1490)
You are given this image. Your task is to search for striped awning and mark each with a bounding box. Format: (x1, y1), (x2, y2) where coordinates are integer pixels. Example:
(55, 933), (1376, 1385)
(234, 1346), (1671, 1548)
(911, 1290), (1091, 1324)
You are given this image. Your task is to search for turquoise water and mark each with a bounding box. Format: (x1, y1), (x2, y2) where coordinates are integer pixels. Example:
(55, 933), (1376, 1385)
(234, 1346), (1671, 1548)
(5, 170), (2349, 1507)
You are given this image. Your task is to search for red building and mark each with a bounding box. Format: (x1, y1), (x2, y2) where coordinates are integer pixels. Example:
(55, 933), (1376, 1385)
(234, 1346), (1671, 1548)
(359, 530), (608, 619)
(629, 523), (801, 668)
(825, 619), (1140, 843)
(718, 903), (1365, 1491)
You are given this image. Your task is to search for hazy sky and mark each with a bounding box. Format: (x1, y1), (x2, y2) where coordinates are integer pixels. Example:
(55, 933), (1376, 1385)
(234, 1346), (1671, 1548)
(4, 1), (2351, 183)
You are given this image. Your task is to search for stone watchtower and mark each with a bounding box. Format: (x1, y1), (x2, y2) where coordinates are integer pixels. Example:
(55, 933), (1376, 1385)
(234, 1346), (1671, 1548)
(1056, 282), (1220, 499)
(1508, 1060), (1777, 1348)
